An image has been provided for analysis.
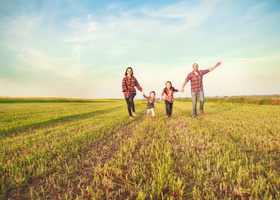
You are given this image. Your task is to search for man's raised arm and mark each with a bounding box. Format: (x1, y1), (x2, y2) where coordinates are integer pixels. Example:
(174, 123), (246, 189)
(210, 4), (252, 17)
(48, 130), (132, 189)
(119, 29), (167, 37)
(208, 62), (222, 72)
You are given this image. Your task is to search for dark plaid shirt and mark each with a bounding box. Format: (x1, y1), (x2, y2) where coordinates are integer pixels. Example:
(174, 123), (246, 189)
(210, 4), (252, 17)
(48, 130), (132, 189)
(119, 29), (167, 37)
(143, 95), (159, 109)
(122, 76), (143, 98)
(161, 88), (178, 103)
(185, 69), (209, 92)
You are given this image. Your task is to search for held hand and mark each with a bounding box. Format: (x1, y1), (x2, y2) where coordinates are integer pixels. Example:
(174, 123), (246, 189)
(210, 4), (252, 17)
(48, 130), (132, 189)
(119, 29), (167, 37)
(216, 62), (222, 67)
(181, 88), (184, 92)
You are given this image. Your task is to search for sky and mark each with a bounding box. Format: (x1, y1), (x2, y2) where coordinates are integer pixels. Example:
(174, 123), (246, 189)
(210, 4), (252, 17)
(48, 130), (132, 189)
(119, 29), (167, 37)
(0, 0), (280, 99)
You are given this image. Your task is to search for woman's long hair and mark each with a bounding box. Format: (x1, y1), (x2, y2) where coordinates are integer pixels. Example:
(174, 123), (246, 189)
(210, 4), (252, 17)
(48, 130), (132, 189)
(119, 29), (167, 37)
(125, 67), (134, 76)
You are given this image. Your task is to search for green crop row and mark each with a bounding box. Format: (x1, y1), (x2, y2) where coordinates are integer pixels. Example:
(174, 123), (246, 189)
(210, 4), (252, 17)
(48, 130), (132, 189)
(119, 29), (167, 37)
(0, 101), (123, 137)
(1, 101), (144, 199)
(0, 96), (117, 103)
(177, 95), (280, 105)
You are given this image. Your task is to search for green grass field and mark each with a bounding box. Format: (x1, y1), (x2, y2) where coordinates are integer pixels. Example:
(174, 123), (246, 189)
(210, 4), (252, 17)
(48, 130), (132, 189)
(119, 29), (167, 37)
(0, 97), (280, 199)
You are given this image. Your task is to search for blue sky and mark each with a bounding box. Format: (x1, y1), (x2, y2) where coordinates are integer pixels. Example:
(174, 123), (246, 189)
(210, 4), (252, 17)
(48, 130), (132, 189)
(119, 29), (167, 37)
(0, 0), (280, 99)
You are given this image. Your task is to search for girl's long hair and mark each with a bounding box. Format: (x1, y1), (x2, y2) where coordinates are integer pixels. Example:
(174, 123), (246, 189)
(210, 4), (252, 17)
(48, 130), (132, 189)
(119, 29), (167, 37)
(164, 81), (176, 94)
(125, 67), (134, 76)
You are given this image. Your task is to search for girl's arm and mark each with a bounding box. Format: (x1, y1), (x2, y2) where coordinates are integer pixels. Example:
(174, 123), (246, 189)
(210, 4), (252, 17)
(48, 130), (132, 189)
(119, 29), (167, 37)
(160, 90), (165, 102)
(143, 94), (148, 99)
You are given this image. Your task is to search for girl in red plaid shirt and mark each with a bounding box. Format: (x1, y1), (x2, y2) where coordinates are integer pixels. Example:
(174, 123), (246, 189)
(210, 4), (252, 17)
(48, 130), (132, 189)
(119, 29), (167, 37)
(160, 81), (181, 118)
(122, 67), (145, 118)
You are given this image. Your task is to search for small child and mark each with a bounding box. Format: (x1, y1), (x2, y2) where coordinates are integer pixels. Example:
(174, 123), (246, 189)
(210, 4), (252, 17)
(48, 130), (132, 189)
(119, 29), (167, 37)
(143, 91), (160, 118)
(160, 81), (180, 118)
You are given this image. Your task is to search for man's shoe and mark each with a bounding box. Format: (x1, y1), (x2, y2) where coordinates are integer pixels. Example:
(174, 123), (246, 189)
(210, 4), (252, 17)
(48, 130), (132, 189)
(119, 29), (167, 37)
(200, 111), (205, 115)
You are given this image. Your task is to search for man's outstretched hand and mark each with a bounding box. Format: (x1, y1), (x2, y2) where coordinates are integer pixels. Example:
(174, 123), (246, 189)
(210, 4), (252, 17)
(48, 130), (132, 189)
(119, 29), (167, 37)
(216, 62), (222, 67)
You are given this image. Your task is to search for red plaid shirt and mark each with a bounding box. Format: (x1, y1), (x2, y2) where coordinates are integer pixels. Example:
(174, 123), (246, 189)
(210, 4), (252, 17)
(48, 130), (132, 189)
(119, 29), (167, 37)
(185, 69), (209, 92)
(122, 76), (143, 98)
(161, 88), (178, 103)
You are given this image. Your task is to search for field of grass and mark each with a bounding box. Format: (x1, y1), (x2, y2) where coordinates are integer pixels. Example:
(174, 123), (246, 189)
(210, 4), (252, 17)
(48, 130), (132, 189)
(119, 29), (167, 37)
(203, 95), (280, 105)
(0, 97), (280, 199)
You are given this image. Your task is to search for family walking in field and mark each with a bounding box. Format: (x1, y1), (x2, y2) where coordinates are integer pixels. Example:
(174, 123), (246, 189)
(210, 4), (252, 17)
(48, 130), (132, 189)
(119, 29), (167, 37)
(122, 62), (222, 119)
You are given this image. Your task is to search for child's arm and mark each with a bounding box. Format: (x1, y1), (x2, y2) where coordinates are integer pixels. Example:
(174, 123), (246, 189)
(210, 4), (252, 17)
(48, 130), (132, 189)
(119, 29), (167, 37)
(143, 94), (148, 99)
(159, 90), (165, 102)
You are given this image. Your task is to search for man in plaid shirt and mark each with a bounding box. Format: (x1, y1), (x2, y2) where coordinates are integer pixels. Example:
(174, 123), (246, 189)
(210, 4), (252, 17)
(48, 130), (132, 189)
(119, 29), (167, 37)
(181, 62), (222, 117)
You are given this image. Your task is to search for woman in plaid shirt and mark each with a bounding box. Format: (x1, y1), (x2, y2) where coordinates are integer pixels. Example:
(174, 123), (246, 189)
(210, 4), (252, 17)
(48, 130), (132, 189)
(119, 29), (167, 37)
(122, 67), (144, 118)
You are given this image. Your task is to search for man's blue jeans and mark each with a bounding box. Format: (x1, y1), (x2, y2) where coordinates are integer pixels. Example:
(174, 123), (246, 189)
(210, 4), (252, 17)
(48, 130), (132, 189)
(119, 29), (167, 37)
(191, 90), (204, 116)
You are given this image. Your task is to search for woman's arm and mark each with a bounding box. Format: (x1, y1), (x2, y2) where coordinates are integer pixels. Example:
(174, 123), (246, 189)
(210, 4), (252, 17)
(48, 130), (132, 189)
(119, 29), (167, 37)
(122, 77), (127, 92)
(134, 77), (143, 92)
